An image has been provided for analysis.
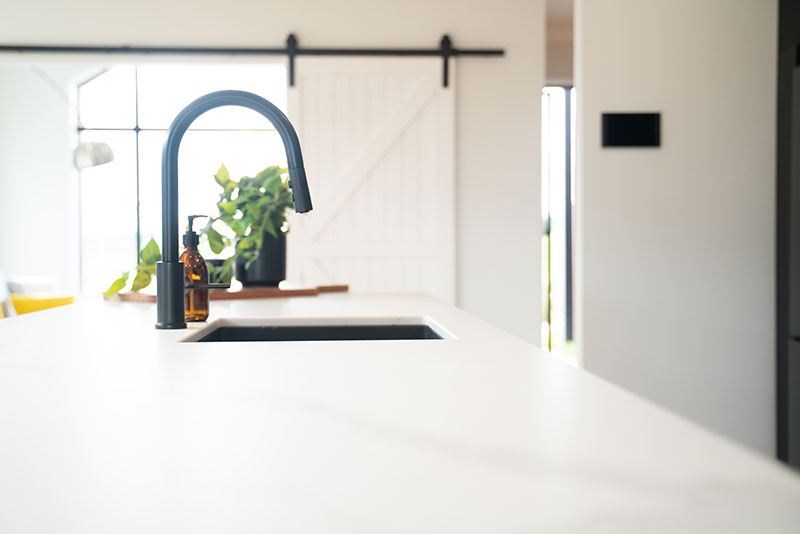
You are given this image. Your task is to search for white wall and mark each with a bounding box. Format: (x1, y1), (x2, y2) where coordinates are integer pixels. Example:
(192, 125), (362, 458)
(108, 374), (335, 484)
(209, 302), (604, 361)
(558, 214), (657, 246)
(0, 0), (545, 343)
(0, 66), (82, 291)
(575, 0), (778, 453)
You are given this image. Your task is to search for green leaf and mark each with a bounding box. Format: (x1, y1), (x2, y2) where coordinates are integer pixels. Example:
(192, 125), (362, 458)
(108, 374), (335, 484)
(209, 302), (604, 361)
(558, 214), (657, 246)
(238, 235), (254, 250)
(238, 177), (256, 191)
(223, 180), (237, 194)
(205, 226), (225, 255)
(217, 214), (234, 225)
(245, 201), (262, 218)
(255, 165), (281, 181)
(271, 211), (287, 235)
(267, 176), (283, 194)
(256, 166), (283, 191)
(231, 219), (247, 236)
(103, 271), (129, 296)
(140, 238), (161, 265)
(214, 164), (230, 186)
(131, 270), (152, 292)
(261, 216), (277, 238)
(219, 201), (237, 215)
(137, 263), (157, 275)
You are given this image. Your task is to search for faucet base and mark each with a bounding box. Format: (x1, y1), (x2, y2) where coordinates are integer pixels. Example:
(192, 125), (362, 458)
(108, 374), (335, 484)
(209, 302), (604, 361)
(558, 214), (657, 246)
(156, 261), (187, 329)
(155, 323), (188, 330)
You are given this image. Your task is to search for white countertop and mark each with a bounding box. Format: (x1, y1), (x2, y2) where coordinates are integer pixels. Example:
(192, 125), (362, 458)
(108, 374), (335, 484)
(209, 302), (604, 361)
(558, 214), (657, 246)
(1, 292), (799, 533)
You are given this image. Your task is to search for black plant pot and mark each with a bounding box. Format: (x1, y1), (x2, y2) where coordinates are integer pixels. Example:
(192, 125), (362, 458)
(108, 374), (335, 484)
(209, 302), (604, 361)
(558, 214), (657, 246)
(235, 232), (286, 287)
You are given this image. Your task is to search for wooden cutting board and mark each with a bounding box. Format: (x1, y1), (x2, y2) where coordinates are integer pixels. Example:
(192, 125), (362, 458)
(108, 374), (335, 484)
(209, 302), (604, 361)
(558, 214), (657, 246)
(104, 284), (348, 303)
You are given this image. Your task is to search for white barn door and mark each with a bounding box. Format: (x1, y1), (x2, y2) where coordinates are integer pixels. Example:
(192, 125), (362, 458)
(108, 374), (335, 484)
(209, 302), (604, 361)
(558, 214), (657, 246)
(286, 57), (455, 303)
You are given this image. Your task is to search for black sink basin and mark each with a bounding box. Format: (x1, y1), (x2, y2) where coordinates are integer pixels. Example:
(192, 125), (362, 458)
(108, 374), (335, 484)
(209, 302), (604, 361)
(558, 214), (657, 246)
(193, 324), (443, 342)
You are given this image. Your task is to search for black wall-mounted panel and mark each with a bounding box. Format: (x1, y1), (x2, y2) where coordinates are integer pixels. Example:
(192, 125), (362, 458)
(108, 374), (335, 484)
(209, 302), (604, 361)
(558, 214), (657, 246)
(602, 113), (661, 147)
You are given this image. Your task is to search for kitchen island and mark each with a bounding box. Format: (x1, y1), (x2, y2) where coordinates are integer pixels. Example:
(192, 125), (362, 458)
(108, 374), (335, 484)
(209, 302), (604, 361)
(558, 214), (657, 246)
(1, 292), (799, 532)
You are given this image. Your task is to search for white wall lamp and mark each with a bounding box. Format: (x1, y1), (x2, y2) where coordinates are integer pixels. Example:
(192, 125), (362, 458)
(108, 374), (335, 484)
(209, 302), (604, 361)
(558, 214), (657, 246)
(73, 141), (114, 169)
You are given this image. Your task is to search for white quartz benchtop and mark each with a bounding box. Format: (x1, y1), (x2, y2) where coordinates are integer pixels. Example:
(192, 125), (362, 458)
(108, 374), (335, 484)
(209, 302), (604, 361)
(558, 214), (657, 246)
(1, 293), (799, 533)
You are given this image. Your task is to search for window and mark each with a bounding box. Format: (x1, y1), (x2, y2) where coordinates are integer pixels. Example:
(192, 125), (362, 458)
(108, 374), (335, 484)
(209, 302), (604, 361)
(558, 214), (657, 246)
(541, 86), (575, 354)
(78, 63), (288, 293)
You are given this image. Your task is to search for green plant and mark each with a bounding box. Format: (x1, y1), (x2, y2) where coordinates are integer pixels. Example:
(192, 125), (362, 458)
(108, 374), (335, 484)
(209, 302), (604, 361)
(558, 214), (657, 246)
(104, 238), (161, 296)
(202, 163), (293, 270)
(102, 163), (290, 295)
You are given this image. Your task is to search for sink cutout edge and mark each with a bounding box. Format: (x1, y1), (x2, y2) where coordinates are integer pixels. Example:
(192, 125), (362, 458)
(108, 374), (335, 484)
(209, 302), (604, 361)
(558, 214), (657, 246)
(179, 315), (456, 343)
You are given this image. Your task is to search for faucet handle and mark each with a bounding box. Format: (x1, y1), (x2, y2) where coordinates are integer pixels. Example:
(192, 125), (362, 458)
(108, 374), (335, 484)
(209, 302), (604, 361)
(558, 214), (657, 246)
(184, 282), (230, 291)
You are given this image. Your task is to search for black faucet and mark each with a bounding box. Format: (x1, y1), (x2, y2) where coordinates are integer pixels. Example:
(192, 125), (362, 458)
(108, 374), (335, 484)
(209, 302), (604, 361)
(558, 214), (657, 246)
(156, 90), (313, 329)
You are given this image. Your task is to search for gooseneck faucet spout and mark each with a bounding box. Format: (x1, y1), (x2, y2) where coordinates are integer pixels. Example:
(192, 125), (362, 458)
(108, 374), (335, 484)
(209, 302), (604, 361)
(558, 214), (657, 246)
(156, 90), (313, 329)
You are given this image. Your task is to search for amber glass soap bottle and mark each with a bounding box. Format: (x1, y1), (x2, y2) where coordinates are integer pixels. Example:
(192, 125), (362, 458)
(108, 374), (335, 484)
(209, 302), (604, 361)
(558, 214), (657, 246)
(180, 215), (209, 322)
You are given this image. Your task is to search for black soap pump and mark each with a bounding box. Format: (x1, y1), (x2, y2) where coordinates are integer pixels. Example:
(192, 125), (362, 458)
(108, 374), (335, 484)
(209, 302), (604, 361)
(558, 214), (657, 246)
(181, 215), (209, 322)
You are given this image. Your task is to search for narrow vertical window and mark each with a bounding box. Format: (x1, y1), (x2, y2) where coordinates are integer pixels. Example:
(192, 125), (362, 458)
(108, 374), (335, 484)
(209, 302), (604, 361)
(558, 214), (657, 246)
(541, 86), (575, 355)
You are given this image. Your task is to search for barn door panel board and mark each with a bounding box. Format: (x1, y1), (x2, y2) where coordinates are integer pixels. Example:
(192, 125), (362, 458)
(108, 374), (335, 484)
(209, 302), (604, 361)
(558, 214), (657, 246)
(287, 57), (455, 303)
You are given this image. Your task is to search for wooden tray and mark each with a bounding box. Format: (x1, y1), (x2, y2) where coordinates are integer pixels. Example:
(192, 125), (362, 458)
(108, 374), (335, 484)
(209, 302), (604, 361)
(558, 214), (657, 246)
(105, 284), (349, 303)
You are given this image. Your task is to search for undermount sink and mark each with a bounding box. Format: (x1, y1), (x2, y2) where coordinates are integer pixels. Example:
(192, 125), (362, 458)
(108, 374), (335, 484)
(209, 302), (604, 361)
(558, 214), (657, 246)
(181, 317), (453, 343)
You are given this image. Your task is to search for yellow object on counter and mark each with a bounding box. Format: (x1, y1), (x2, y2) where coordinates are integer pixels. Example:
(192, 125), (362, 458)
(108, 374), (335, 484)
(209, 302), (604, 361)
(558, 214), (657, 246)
(9, 293), (75, 315)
